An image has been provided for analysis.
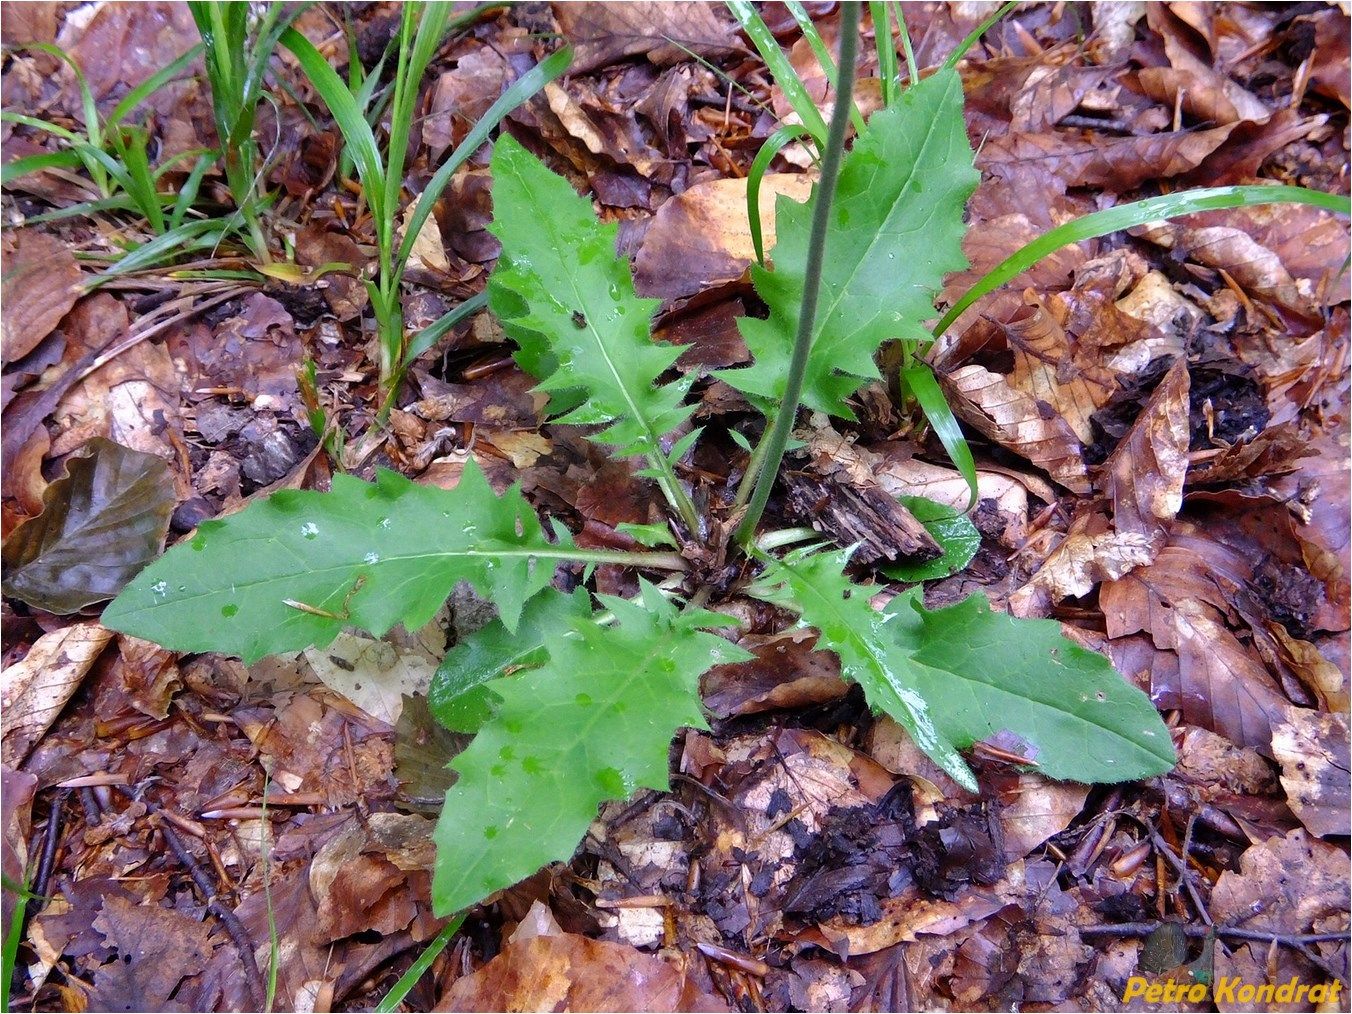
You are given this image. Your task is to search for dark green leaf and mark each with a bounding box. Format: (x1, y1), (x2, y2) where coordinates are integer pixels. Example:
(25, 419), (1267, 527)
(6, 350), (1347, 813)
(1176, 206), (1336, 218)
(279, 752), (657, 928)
(883, 590), (1177, 783)
(720, 69), (978, 419)
(2, 439), (175, 613)
(102, 461), (563, 664)
(753, 549), (977, 789)
(432, 584), (750, 915)
(882, 496), (979, 582)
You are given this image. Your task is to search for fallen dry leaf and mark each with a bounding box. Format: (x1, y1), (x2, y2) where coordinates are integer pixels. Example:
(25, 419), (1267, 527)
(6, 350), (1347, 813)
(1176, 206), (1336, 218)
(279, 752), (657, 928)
(979, 124), (1235, 194)
(2, 623), (113, 766)
(2, 438), (177, 613)
(941, 363), (1090, 494)
(89, 895), (214, 1013)
(633, 174), (815, 301)
(1009, 510), (1157, 617)
(1, 230), (84, 364)
(1209, 829), (1349, 1013)
(1004, 298), (1117, 444)
(1271, 706), (1350, 838)
(554, 2), (738, 74)
(1100, 358), (1190, 546)
(437, 932), (728, 1012)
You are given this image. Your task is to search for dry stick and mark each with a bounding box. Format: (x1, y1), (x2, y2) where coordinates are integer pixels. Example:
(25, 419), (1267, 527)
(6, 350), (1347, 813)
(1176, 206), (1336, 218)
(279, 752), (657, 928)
(114, 789), (267, 1010)
(31, 794), (64, 903)
(156, 814), (267, 1010)
(734, 2), (861, 545)
(1082, 922), (1350, 978)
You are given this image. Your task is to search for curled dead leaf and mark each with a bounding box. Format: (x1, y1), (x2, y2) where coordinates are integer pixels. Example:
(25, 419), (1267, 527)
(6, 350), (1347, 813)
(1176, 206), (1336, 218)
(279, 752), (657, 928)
(941, 364), (1090, 494)
(436, 931), (728, 1012)
(1, 230), (84, 364)
(2, 438), (177, 613)
(1100, 358), (1190, 544)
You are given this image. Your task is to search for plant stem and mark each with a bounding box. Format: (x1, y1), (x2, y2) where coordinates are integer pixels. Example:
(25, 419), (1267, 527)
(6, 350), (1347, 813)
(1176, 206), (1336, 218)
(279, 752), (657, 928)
(754, 527), (820, 552)
(735, 2), (860, 546)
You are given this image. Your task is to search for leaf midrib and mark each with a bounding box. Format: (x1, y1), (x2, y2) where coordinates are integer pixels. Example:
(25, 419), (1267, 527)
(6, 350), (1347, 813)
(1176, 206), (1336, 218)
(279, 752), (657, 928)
(811, 73), (954, 360)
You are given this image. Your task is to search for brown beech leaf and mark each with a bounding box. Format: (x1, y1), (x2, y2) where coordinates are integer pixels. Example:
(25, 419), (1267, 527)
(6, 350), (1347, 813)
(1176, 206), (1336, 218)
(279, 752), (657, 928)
(979, 124), (1234, 195)
(1274, 405), (1350, 633)
(1169, 600), (1290, 754)
(555, 2), (738, 75)
(1, 230), (84, 364)
(1271, 707), (1350, 838)
(1307, 8), (1350, 108)
(633, 174), (814, 301)
(703, 629), (847, 719)
(437, 932), (728, 1012)
(1209, 830), (1349, 1013)
(1134, 220), (1320, 333)
(2, 438), (176, 613)
(90, 895), (214, 1013)
(1004, 298), (1118, 443)
(1008, 510), (1157, 617)
(941, 364), (1090, 493)
(1097, 521), (1292, 751)
(1, 622), (114, 767)
(1137, 51), (1270, 127)
(1100, 358), (1190, 544)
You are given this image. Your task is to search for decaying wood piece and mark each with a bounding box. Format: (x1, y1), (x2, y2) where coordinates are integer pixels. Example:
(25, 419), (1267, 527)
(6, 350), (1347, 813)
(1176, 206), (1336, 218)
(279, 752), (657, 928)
(781, 464), (942, 566)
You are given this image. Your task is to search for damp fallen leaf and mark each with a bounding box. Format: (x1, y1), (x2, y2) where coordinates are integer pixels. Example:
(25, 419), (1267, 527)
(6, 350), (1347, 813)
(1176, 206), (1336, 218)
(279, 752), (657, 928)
(2, 438), (176, 613)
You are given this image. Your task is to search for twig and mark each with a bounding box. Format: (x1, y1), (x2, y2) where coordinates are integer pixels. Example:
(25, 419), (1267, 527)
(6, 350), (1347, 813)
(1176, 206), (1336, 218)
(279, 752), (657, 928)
(1081, 922), (1351, 945)
(113, 789), (266, 1010)
(31, 793), (64, 903)
(1149, 829), (1212, 927)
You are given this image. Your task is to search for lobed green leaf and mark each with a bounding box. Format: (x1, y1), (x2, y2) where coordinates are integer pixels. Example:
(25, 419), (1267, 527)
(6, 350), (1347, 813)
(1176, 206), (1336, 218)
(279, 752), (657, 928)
(429, 587), (593, 734)
(883, 590), (1177, 783)
(754, 548), (978, 789)
(487, 135), (695, 455)
(720, 68), (978, 419)
(102, 462), (561, 664)
(752, 549), (1176, 789)
(431, 584), (751, 915)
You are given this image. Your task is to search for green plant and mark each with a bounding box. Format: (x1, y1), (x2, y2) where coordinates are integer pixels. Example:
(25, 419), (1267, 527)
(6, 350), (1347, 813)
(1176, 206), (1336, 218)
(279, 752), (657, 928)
(189, 1), (300, 263)
(102, 5), (1348, 930)
(280, 5), (570, 416)
(0, 43), (225, 260)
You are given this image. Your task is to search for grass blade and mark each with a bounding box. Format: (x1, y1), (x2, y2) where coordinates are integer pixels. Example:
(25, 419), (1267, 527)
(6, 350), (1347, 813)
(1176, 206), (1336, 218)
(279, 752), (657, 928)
(397, 46), (573, 269)
(935, 184), (1352, 338)
(901, 364), (977, 508)
(108, 43), (205, 126)
(374, 915), (465, 1013)
(870, 1), (898, 106)
(747, 122), (817, 265)
(727, 0), (828, 144)
(1, 149), (81, 185)
(783, 0), (866, 134)
(941, 0), (1018, 71)
(402, 291), (488, 366)
(280, 26), (386, 221)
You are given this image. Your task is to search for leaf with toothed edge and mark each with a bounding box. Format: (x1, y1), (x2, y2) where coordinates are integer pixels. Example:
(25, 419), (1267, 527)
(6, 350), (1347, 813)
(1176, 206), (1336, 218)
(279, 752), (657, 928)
(431, 582), (751, 916)
(486, 134), (695, 459)
(751, 547), (978, 790)
(882, 589), (1177, 783)
(750, 548), (1176, 788)
(101, 461), (562, 664)
(718, 68), (979, 419)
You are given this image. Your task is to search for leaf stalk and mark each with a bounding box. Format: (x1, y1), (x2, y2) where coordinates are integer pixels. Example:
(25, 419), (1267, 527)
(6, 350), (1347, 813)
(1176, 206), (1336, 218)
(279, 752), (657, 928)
(735, 2), (861, 546)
